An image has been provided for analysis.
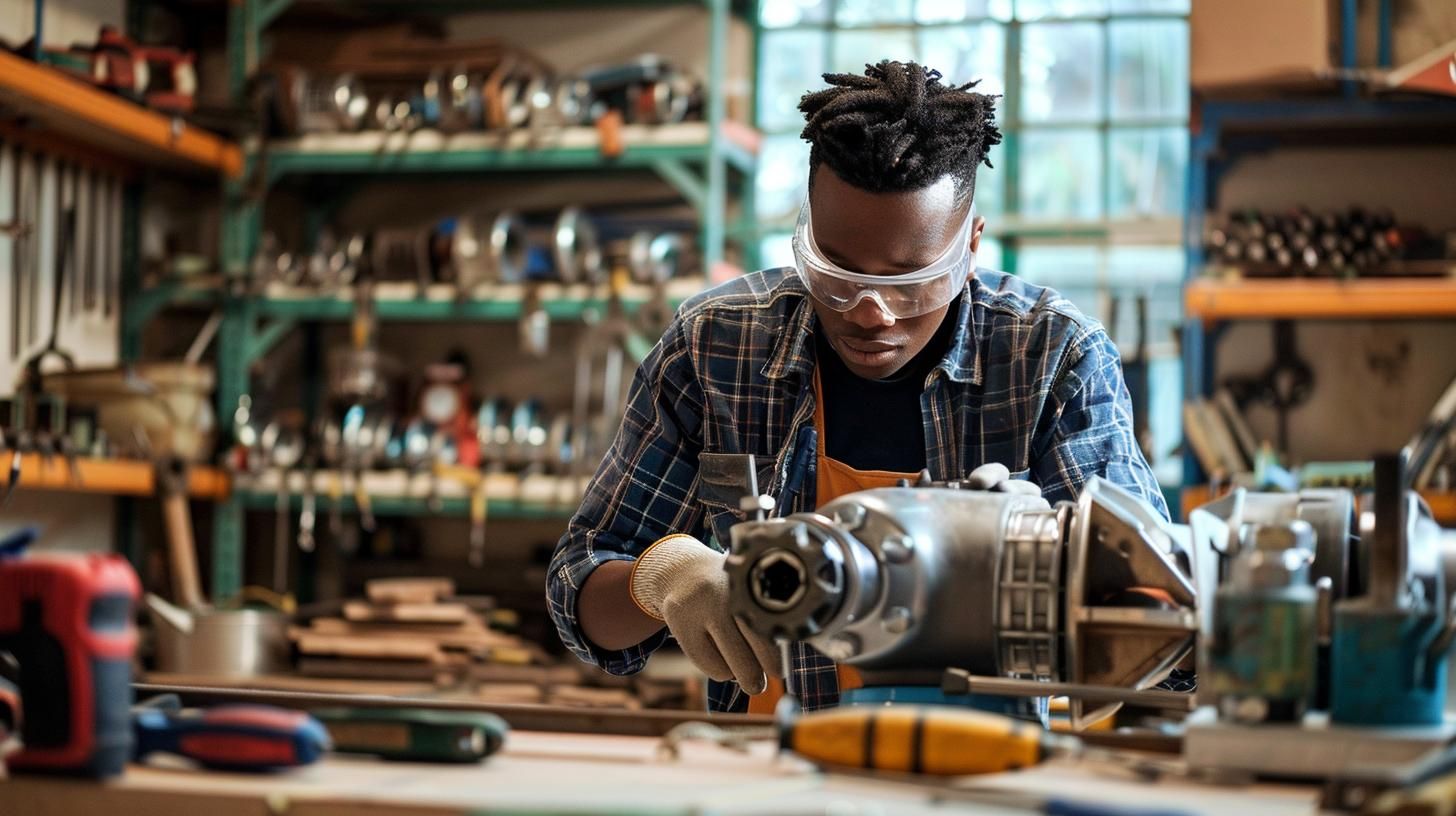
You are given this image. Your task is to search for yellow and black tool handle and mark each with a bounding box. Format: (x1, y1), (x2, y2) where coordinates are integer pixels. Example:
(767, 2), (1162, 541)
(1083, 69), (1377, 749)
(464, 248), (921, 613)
(782, 705), (1051, 776)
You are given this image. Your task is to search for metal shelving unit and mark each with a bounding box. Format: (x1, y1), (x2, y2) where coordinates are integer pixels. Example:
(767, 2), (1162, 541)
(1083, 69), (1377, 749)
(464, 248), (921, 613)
(174, 0), (764, 599)
(235, 469), (588, 519)
(1180, 95), (1456, 489)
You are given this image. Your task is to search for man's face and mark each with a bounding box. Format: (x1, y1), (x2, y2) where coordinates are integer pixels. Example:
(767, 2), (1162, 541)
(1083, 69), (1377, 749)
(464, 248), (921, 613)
(807, 167), (986, 380)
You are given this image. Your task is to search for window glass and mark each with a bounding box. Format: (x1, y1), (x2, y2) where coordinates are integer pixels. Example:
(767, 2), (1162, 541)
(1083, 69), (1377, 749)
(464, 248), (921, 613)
(1019, 128), (1103, 220)
(755, 134), (812, 225)
(759, 30), (828, 132)
(761, 0), (832, 28)
(1021, 22), (1105, 123)
(1109, 19), (1189, 119)
(916, 0), (1013, 22)
(918, 23), (1007, 96)
(1015, 0), (1109, 21)
(1108, 126), (1186, 218)
(836, 0), (914, 26)
(1109, 0), (1189, 13)
(830, 28), (919, 74)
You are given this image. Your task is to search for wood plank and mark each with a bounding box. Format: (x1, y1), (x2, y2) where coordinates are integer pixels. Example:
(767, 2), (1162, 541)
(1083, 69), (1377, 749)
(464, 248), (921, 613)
(0, 453), (229, 499)
(305, 618), (516, 650)
(296, 658), (580, 686)
(1, 728), (1321, 816)
(1186, 275), (1456, 323)
(0, 50), (242, 177)
(143, 671), (437, 698)
(293, 632), (445, 662)
(343, 601), (469, 624)
(365, 577), (454, 605)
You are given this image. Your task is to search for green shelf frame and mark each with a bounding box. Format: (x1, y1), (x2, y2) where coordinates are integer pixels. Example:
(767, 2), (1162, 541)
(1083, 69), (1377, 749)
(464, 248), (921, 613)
(184, 0), (762, 601)
(256, 293), (686, 322)
(239, 490), (576, 519)
(260, 128), (757, 180)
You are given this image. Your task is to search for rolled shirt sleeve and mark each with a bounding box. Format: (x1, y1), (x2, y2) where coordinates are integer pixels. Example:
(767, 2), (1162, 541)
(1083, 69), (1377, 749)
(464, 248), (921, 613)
(546, 313), (709, 675)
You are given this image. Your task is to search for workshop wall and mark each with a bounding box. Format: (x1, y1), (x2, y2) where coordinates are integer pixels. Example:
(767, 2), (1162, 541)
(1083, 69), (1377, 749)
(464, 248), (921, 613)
(0, 0), (121, 45)
(0, 0), (133, 555)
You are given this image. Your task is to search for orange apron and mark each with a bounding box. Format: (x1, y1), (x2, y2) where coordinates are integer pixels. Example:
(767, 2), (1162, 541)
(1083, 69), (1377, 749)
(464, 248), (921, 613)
(747, 370), (920, 714)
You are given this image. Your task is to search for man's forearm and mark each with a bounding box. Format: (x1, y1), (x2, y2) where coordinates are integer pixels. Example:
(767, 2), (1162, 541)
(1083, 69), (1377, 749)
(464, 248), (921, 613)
(579, 560), (666, 651)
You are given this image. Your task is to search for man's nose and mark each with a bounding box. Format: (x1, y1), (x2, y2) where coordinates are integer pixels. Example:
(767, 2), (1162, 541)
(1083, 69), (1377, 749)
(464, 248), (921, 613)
(844, 292), (896, 329)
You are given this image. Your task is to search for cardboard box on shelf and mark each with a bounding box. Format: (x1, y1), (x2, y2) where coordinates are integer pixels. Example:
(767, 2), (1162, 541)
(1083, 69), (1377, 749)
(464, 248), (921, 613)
(1192, 0), (1338, 91)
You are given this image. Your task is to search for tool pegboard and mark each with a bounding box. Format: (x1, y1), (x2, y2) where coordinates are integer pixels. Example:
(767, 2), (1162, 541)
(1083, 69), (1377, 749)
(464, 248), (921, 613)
(0, 139), (123, 398)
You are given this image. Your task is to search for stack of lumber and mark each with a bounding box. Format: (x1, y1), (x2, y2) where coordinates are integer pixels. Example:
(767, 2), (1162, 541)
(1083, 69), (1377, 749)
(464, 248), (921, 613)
(291, 578), (642, 709)
(292, 578), (548, 681)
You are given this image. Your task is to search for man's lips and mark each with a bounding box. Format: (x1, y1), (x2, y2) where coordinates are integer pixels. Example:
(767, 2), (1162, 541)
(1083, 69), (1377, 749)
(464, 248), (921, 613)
(840, 337), (901, 353)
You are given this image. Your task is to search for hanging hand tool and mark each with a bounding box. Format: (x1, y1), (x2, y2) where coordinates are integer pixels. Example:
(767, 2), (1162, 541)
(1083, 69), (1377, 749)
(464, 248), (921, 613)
(11, 151), (34, 361)
(298, 450), (318, 554)
(469, 476), (489, 568)
(0, 529), (141, 778)
(262, 421), (304, 594)
(156, 455), (207, 610)
(132, 696), (330, 772)
(1223, 320), (1313, 457)
(313, 707), (507, 763)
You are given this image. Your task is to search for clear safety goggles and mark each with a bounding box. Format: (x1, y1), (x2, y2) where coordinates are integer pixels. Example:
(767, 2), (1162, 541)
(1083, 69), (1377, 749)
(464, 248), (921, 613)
(792, 197), (975, 319)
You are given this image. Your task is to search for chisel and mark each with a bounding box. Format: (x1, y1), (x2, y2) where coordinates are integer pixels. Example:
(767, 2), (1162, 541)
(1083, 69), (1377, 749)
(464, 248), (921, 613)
(313, 707), (508, 763)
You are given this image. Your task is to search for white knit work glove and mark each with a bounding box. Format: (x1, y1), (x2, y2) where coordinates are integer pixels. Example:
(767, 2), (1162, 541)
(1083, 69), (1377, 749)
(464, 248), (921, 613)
(629, 534), (784, 694)
(966, 462), (1042, 497)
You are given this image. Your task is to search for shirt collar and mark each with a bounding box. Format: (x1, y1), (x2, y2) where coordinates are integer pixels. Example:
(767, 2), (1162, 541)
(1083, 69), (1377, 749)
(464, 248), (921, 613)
(762, 272), (984, 386)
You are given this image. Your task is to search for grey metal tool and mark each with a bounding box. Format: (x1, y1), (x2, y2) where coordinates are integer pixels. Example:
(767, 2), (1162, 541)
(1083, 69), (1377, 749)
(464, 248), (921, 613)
(553, 207), (603, 285)
(104, 174), (120, 318)
(262, 421), (305, 593)
(12, 151), (33, 360)
(71, 166), (87, 318)
(297, 451), (318, 554)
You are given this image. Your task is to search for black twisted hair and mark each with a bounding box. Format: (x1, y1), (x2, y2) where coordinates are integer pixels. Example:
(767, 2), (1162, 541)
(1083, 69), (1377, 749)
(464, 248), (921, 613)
(799, 60), (1002, 209)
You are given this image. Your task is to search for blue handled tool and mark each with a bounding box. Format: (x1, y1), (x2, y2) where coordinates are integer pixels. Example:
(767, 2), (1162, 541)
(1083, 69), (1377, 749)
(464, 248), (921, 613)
(132, 698), (331, 772)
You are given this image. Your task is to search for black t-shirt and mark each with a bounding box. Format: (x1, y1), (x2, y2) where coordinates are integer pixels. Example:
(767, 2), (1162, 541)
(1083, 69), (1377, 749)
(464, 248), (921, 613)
(814, 297), (961, 473)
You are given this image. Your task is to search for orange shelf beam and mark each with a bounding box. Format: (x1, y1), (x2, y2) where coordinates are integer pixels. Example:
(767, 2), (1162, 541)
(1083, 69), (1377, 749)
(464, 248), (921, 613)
(0, 454), (229, 500)
(1186, 276), (1456, 323)
(0, 50), (242, 178)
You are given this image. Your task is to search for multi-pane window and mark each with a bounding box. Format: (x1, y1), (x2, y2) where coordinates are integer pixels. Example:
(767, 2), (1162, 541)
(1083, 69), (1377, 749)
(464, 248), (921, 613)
(755, 0), (1189, 483)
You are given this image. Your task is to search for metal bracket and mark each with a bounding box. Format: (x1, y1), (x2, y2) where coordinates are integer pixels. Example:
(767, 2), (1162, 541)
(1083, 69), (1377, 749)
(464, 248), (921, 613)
(244, 319), (297, 364)
(650, 158), (707, 214)
(257, 0), (293, 30)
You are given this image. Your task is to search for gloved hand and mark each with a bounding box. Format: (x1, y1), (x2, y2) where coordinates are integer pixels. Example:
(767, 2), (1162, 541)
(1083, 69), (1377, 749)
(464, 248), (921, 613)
(629, 534), (783, 694)
(966, 462), (1042, 497)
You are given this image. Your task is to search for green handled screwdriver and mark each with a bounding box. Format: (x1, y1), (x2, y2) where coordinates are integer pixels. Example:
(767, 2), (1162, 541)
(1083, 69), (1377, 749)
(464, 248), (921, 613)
(313, 708), (508, 764)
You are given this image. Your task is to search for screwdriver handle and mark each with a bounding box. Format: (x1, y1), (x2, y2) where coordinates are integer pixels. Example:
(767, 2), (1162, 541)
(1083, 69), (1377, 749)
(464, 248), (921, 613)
(133, 704), (330, 771)
(314, 707), (508, 763)
(783, 705), (1050, 776)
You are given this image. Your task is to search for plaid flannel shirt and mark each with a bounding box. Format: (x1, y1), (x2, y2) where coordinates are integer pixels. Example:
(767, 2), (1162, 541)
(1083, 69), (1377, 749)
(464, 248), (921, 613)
(547, 267), (1168, 713)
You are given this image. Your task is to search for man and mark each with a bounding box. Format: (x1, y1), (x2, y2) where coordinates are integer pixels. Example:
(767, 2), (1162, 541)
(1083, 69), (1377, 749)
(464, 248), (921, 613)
(547, 60), (1167, 714)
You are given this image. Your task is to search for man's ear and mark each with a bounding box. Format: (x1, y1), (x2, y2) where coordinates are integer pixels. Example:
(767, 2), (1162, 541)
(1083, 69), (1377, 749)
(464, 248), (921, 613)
(970, 216), (986, 254)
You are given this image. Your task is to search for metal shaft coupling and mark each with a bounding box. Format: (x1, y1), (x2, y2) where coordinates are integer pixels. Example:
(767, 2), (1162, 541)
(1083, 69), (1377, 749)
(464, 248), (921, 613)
(724, 477), (1203, 727)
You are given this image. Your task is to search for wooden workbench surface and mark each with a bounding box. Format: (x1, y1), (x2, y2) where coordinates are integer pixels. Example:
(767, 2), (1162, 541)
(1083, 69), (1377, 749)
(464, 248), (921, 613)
(2, 729), (1319, 816)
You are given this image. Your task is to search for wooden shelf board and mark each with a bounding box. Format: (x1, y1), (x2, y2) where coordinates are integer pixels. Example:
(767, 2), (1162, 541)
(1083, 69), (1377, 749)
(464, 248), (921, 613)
(0, 51), (242, 178)
(1186, 276), (1456, 322)
(0, 454), (229, 499)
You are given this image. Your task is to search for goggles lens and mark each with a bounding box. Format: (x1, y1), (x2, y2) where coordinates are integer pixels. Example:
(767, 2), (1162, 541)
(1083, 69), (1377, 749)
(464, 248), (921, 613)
(792, 198), (975, 319)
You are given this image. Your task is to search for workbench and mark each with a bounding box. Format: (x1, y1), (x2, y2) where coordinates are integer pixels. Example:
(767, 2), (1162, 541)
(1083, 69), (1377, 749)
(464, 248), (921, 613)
(2, 724), (1320, 816)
